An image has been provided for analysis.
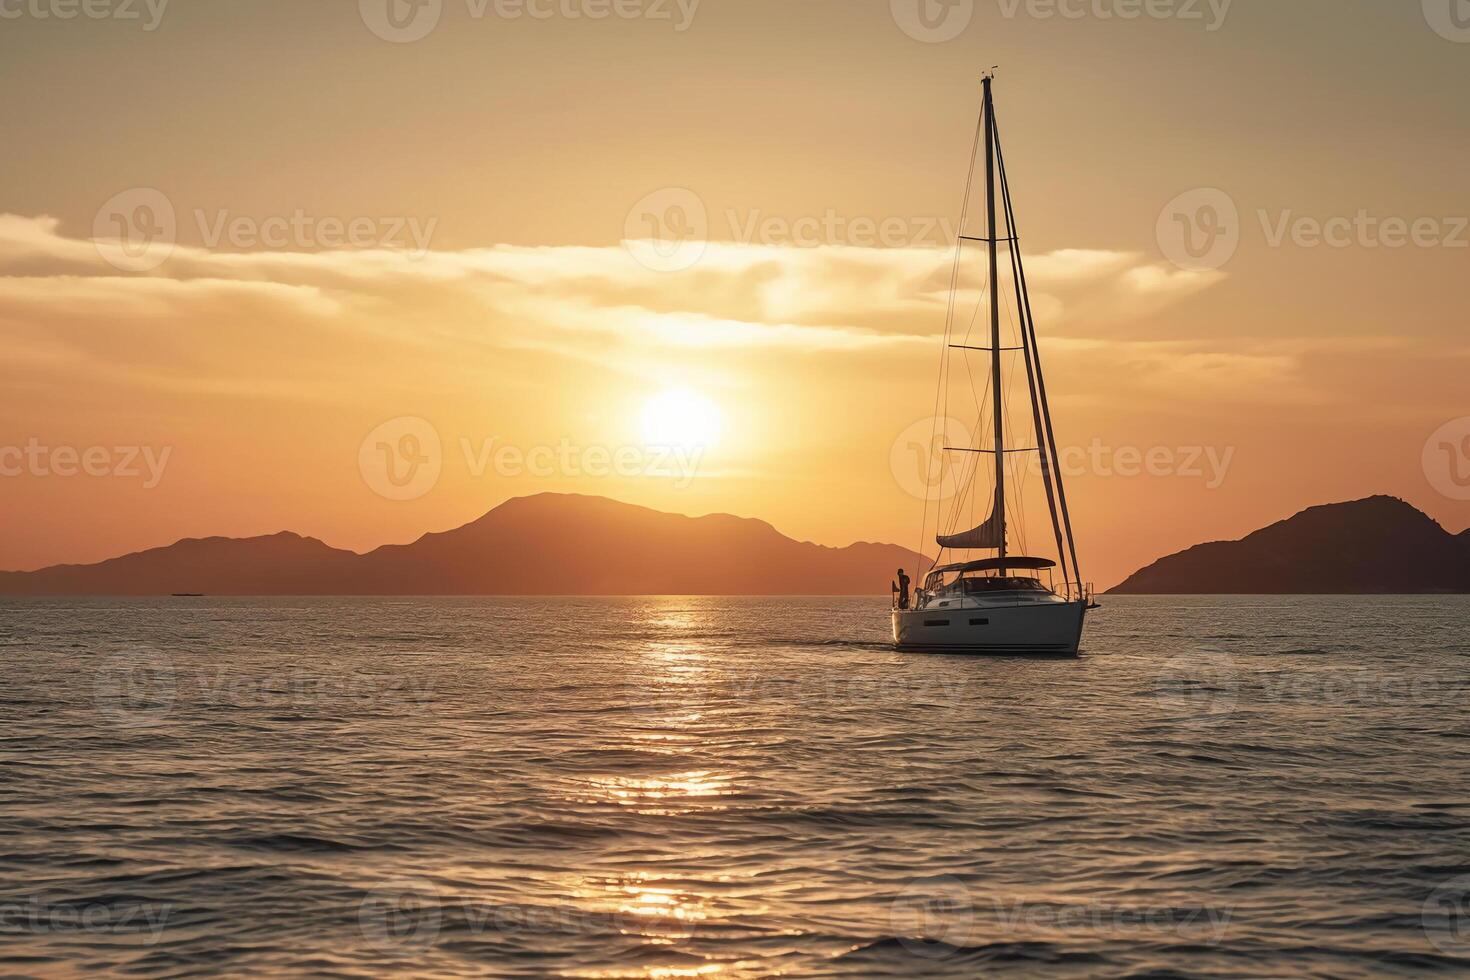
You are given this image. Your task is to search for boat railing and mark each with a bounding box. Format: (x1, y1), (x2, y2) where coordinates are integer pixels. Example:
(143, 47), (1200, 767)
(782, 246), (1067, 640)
(895, 581), (1094, 609)
(1058, 581), (1095, 604)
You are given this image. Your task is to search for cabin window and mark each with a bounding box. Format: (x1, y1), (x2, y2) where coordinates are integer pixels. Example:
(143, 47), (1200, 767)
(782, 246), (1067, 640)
(969, 618), (989, 626)
(924, 619), (949, 627)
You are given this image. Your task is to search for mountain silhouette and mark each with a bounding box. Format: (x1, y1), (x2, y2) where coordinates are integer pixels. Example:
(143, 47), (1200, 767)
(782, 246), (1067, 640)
(1109, 496), (1470, 594)
(0, 493), (925, 596)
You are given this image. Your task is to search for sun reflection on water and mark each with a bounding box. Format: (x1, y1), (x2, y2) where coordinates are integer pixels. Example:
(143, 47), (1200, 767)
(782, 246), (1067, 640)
(568, 771), (737, 816)
(555, 601), (777, 978)
(558, 870), (777, 979)
(625, 602), (718, 742)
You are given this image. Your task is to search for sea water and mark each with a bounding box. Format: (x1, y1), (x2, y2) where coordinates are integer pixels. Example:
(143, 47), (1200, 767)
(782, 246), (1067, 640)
(2, 595), (1468, 977)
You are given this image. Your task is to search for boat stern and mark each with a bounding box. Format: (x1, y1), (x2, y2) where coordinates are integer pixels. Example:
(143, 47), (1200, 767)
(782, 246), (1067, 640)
(892, 599), (1086, 655)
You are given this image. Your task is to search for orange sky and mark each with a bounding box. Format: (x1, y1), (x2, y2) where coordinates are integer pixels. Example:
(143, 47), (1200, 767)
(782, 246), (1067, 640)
(1, 1), (1467, 589)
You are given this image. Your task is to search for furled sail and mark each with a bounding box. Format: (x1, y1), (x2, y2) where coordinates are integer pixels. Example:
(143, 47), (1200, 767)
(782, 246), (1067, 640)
(936, 498), (1004, 550)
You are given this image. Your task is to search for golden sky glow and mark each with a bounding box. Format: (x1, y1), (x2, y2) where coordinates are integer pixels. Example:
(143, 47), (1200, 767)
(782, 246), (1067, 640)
(1, 1), (1466, 588)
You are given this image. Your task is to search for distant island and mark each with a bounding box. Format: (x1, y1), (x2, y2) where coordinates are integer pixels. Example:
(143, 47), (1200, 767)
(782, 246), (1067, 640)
(0, 493), (925, 597)
(5, 492), (1464, 598)
(1109, 496), (1470, 594)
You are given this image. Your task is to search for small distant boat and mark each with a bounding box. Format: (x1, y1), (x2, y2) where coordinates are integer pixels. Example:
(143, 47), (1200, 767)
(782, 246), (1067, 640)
(171, 593), (205, 597)
(892, 74), (1096, 656)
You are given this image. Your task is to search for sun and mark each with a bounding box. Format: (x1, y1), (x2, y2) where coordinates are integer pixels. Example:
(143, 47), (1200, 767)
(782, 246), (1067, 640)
(641, 389), (723, 450)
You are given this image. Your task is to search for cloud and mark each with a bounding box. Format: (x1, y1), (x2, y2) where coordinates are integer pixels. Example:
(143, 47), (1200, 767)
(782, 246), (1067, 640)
(0, 212), (1246, 402)
(0, 214), (102, 269)
(1122, 264), (1226, 296)
(0, 274), (338, 319)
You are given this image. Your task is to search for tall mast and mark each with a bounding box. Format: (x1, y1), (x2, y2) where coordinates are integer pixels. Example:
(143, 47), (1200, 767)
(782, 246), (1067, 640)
(983, 74), (1005, 567)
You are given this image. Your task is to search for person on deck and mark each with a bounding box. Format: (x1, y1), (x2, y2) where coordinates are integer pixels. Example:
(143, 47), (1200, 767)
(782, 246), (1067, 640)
(896, 568), (911, 610)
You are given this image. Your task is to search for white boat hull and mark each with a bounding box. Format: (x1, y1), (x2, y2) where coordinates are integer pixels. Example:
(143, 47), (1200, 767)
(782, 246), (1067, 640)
(892, 599), (1087, 655)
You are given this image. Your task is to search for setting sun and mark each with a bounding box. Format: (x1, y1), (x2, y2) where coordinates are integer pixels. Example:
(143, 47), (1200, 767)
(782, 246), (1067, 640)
(641, 389), (724, 450)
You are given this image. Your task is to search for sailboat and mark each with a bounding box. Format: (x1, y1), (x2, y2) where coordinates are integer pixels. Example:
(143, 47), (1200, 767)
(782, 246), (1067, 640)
(892, 74), (1096, 655)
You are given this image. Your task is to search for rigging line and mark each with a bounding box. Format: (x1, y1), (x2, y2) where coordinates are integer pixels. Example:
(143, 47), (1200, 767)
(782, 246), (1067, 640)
(994, 108), (1082, 586)
(1008, 426), (1031, 555)
(1002, 260), (1033, 559)
(943, 345), (992, 542)
(940, 416), (972, 529)
(941, 431), (981, 548)
(995, 135), (1062, 581)
(1000, 359), (1023, 544)
(962, 345), (986, 458)
(929, 212), (975, 552)
(993, 147), (1065, 583)
(918, 99), (986, 570)
(962, 353), (984, 534)
(940, 425), (977, 544)
(941, 260), (995, 542)
(934, 262), (963, 552)
(960, 293), (983, 349)
(958, 277), (981, 351)
(945, 341), (982, 543)
(1007, 222), (1064, 580)
(957, 244), (990, 349)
